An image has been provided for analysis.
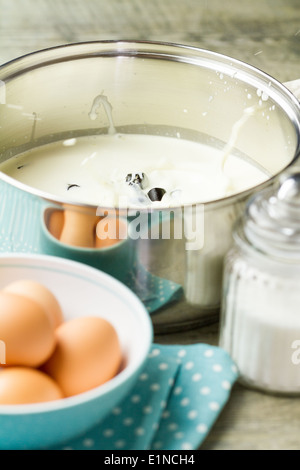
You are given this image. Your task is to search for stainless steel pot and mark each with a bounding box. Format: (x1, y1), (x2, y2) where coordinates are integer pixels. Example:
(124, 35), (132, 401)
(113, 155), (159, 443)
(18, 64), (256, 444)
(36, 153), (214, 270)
(0, 41), (299, 333)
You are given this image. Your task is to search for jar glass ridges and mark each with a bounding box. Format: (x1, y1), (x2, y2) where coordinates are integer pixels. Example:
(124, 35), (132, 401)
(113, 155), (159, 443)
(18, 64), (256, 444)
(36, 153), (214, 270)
(220, 171), (300, 395)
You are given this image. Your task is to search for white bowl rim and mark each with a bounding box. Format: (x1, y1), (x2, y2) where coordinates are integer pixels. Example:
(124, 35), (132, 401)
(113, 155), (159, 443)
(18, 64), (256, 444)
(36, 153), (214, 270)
(0, 252), (153, 415)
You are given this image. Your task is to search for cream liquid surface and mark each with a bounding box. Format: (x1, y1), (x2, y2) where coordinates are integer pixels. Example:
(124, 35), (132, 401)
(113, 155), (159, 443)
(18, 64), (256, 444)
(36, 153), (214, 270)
(0, 133), (269, 207)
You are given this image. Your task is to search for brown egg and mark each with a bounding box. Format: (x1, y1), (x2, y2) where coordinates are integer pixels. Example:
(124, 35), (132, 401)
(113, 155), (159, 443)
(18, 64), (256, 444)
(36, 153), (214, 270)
(0, 292), (56, 367)
(3, 279), (64, 329)
(48, 209), (65, 240)
(0, 367), (64, 404)
(95, 217), (126, 249)
(42, 316), (122, 397)
(59, 209), (99, 248)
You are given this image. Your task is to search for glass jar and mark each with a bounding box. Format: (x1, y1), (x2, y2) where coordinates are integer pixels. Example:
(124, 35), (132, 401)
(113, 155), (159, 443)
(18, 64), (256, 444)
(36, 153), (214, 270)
(220, 170), (300, 395)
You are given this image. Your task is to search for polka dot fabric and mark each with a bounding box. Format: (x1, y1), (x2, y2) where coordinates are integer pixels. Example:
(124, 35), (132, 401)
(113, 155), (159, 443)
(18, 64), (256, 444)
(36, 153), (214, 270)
(125, 264), (184, 314)
(53, 343), (238, 450)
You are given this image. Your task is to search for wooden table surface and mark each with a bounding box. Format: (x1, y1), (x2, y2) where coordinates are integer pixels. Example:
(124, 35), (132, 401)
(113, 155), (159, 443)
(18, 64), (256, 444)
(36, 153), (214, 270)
(0, 0), (300, 451)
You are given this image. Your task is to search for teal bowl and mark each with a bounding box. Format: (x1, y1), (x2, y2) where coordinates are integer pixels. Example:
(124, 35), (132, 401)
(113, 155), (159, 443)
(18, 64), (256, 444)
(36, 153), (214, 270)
(0, 253), (153, 450)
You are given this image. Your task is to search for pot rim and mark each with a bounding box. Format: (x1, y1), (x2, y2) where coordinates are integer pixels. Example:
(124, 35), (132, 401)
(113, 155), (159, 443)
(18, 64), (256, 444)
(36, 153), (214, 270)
(0, 39), (299, 211)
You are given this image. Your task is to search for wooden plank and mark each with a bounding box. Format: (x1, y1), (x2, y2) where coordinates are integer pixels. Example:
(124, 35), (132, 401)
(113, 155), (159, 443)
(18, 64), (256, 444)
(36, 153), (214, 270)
(0, 0), (299, 82)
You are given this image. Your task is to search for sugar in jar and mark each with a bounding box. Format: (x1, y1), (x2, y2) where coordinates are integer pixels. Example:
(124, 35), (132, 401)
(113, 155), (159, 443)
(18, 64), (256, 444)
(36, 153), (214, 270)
(220, 170), (300, 395)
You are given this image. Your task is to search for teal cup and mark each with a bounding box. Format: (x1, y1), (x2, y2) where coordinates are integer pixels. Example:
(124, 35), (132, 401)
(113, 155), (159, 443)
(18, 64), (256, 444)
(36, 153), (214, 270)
(40, 206), (136, 285)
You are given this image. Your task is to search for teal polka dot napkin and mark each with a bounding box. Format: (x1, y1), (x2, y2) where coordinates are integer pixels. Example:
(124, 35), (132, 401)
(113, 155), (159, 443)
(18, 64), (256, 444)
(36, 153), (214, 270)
(125, 264), (184, 314)
(53, 343), (238, 450)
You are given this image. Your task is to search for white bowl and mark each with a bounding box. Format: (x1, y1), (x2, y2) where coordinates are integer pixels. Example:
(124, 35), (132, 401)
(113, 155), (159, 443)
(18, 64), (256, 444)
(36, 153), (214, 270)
(0, 253), (153, 449)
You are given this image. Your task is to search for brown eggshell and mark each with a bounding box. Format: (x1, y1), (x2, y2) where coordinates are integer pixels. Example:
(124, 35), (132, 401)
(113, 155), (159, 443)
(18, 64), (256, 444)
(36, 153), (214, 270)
(42, 316), (122, 397)
(59, 209), (98, 248)
(3, 279), (64, 329)
(48, 210), (65, 240)
(0, 292), (56, 367)
(0, 367), (64, 404)
(95, 217), (126, 249)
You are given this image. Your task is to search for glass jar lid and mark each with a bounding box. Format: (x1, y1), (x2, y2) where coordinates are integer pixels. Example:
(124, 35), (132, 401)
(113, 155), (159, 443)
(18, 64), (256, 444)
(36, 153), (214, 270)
(241, 169), (300, 259)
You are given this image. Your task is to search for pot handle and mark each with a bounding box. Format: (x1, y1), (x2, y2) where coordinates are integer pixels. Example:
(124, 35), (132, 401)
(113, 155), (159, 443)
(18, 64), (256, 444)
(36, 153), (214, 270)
(284, 79), (300, 101)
